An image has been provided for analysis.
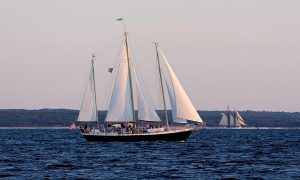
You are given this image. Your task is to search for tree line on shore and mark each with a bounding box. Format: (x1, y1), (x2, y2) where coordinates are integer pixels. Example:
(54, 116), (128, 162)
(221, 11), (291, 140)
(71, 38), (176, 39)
(0, 109), (300, 127)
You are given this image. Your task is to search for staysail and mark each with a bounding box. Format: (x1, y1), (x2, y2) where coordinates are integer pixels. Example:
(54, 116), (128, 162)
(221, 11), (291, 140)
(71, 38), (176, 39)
(77, 60), (98, 122)
(135, 70), (161, 122)
(160, 49), (203, 123)
(106, 44), (134, 122)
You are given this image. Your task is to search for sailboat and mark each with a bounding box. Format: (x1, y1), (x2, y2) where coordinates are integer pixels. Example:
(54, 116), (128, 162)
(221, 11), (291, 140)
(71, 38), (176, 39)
(76, 20), (204, 141)
(219, 109), (247, 128)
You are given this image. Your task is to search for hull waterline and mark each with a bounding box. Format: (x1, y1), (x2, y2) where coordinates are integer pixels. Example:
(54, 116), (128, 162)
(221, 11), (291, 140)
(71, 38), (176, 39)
(81, 128), (193, 142)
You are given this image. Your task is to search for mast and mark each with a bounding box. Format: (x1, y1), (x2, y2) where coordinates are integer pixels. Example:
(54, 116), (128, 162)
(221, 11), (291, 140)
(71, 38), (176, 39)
(233, 112), (237, 127)
(124, 32), (136, 126)
(155, 43), (169, 128)
(91, 54), (99, 124)
(233, 107), (237, 127)
(227, 105), (230, 128)
(116, 18), (136, 126)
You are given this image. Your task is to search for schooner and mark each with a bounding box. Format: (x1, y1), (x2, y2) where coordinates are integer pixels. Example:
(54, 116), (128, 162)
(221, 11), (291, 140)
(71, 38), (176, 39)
(219, 109), (247, 128)
(76, 19), (204, 141)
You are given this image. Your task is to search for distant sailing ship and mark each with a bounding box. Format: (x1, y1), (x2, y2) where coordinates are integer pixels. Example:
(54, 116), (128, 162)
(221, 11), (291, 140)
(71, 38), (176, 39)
(219, 108), (247, 128)
(75, 19), (204, 141)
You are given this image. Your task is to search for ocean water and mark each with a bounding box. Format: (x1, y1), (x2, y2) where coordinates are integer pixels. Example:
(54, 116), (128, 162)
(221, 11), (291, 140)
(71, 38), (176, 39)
(0, 129), (299, 179)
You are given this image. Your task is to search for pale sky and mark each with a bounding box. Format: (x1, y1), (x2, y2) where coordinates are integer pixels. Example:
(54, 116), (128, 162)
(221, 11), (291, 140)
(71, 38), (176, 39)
(0, 0), (299, 112)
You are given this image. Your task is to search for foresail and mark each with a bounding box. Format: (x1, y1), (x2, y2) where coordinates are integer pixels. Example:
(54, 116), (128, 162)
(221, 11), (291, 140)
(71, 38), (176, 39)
(160, 49), (203, 123)
(77, 63), (98, 122)
(236, 111), (247, 126)
(164, 76), (187, 124)
(219, 113), (228, 126)
(106, 44), (134, 122)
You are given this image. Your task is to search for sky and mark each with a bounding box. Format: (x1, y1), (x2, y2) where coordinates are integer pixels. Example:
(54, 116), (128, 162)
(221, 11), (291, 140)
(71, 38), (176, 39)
(0, 0), (299, 112)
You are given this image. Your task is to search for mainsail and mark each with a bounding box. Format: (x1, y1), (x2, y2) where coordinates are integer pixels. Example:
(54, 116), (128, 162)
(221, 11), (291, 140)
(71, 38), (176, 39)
(106, 44), (134, 122)
(77, 60), (98, 122)
(160, 49), (203, 123)
(219, 113), (228, 126)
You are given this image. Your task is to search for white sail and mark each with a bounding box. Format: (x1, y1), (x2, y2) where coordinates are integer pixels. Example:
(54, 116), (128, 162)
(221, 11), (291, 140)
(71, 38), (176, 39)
(239, 120), (246, 126)
(106, 44), (134, 122)
(229, 114), (244, 127)
(229, 114), (235, 126)
(164, 75), (187, 123)
(160, 49), (203, 123)
(77, 61), (98, 122)
(219, 113), (228, 126)
(134, 69), (161, 122)
(235, 111), (246, 126)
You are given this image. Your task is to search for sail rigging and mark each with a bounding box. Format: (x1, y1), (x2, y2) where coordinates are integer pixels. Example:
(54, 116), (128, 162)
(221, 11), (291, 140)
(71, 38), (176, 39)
(78, 31), (203, 126)
(155, 43), (169, 127)
(135, 69), (161, 122)
(77, 59), (98, 122)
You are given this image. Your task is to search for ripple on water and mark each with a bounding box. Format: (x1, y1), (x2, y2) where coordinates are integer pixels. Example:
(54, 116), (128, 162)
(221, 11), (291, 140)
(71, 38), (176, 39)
(0, 129), (299, 179)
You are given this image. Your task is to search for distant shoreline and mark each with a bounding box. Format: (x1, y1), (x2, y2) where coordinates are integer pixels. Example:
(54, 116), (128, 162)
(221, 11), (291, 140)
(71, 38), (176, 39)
(1, 109), (300, 127)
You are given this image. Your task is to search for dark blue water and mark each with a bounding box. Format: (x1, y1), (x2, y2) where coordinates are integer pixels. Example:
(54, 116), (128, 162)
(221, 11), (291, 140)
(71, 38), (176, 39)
(0, 129), (299, 179)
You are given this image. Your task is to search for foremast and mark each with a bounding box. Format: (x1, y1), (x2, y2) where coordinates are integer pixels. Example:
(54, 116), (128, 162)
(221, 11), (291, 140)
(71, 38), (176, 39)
(155, 43), (169, 129)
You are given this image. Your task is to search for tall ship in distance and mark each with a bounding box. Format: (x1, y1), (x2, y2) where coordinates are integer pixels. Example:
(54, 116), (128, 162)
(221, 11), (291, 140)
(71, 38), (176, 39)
(75, 19), (205, 141)
(219, 107), (247, 128)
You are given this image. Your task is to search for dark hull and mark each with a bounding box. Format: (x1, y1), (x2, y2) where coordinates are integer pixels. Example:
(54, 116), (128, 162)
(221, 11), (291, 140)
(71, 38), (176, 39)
(82, 129), (193, 142)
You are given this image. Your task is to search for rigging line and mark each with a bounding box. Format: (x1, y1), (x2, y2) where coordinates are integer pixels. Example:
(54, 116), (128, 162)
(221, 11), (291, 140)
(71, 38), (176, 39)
(159, 48), (177, 111)
(131, 65), (159, 114)
(129, 45), (159, 112)
(101, 38), (125, 111)
(132, 36), (164, 109)
(102, 39), (124, 110)
(103, 48), (123, 119)
(129, 35), (159, 70)
(77, 62), (93, 114)
(129, 35), (163, 109)
(93, 34), (124, 59)
(129, 32), (156, 44)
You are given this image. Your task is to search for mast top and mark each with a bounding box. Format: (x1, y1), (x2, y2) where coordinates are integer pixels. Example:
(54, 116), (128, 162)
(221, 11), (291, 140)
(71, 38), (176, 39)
(91, 53), (96, 62)
(116, 17), (126, 34)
